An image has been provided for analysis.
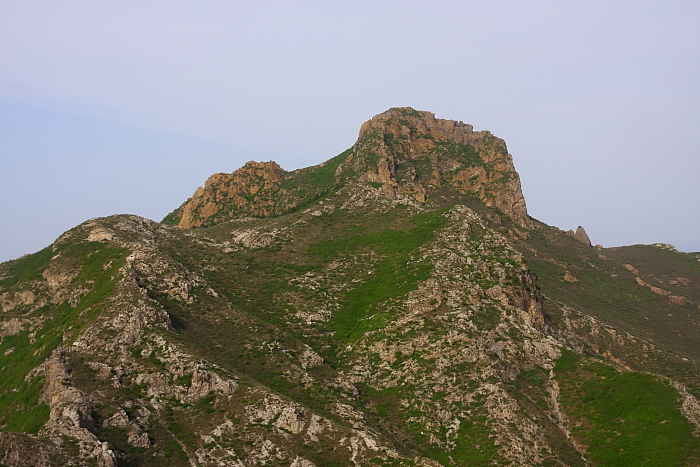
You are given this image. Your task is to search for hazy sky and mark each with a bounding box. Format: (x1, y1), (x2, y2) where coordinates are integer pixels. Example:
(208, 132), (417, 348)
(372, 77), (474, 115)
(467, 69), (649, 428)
(1, 0), (699, 262)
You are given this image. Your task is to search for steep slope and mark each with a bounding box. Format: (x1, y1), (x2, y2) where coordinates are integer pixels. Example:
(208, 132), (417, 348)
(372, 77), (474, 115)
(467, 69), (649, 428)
(1, 109), (699, 466)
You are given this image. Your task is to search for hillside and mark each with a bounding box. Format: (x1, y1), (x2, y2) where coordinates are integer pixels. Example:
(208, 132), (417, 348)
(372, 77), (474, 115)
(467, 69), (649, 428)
(1, 108), (699, 466)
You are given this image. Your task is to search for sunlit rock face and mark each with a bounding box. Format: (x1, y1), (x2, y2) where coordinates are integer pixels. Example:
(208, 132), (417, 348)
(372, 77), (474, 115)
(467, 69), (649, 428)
(167, 107), (532, 230)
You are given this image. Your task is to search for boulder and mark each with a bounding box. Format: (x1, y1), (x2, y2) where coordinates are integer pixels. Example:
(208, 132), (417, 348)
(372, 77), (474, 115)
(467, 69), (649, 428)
(648, 285), (669, 296)
(669, 296), (688, 306)
(564, 271), (578, 282)
(573, 226), (592, 247)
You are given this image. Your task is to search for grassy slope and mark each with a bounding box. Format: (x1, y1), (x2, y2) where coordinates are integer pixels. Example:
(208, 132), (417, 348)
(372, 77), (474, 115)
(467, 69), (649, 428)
(175, 193), (700, 465)
(3, 181), (700, 465)
(512, 222), (700, 384)
(0, 242), (127, 433)
(554, 349), (700, 466)
(153, 187), (700, 465)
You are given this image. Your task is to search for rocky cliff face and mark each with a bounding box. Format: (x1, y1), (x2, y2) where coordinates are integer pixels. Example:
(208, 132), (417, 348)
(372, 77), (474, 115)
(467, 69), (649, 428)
(337, 108), (532, 228)
(165, 108), (532, 230)
(177, 161), (285, 228)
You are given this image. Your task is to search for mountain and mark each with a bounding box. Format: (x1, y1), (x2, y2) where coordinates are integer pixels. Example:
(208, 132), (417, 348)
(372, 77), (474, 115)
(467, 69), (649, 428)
(1, 108), (699, 466)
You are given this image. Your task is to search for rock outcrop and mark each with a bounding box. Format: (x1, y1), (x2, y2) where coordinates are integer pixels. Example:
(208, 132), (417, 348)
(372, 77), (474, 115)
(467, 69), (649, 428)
(567, 226), (592, 246)
(165, 107), (533, 229)
(574, 226), (591, 246)
(177, 161), (285, 228)
(340, 108), (533, 228)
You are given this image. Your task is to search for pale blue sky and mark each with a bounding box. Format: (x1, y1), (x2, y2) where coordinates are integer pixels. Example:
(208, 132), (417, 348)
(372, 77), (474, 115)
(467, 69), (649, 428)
(1, 0), (699, 262)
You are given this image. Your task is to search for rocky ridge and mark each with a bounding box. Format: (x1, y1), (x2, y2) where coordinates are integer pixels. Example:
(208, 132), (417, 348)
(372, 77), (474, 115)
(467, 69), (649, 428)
(167, 108), (532, 230)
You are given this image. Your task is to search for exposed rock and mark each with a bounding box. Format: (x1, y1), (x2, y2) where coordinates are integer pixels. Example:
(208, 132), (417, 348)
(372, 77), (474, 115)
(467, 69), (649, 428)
(0, 290), (36, 312)
(624, 264), (640, 275)
(290, 457), (316, 467)
(275, 406), (306, 434)
(573, 226), (592, 246)
(39, 349), (117, 467)
(231, 225), (289, 249)
(2, 110), (699, 466)
(672, 277), (690, 286)
(0, 433), (59, 467)
(669, 295), (688, 306)
(668, 380), (700, 435)
(87, 227), (114, 242)
(653, 243), (679, 252)
(347, 108), (533, 228)
(299, 347), (324, 369)
(177, 161), (286, 228)
(103, 409), (151, 448)
(0, 318), (25, 338)
(166, 108), (533, 230)
(648, 285), (670, 296)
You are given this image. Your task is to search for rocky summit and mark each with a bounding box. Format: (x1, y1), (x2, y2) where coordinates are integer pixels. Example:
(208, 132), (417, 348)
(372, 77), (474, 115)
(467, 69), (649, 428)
(1, 108), (700, 466)
(166, 108), (531, 230)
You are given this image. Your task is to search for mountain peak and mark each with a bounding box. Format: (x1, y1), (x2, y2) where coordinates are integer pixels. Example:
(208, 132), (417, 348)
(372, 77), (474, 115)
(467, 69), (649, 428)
(164, 108), (532, 229)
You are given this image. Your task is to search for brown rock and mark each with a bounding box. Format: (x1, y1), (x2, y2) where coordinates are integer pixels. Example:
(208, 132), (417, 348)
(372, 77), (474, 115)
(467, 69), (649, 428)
(669, 296), (687, 306)
(635, 277), (646, 286)
(0, 433), (58, 467)
(167, 108), (535, 230)
(573, 226), (592, 246)
(564, 271), (578, 282)
(339, 108), (534, 228)
(565, 229), (575, 238)
(177, 161), (285, 228)
(648, 285), (669, 296)
(0, 318), (24, 338)
(624, 264), (640, 275)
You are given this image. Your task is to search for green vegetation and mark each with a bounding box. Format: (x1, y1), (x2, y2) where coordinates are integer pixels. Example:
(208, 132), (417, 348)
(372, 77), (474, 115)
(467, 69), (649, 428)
(297, 147), (352, 190)
(4, 112), (700, 466)
(0, 246), (52, 288)
(161, 209), (182, 226)
(309, 208), (449, 340)
(430, 141), (481, 170)
(555, 350), (700, 466)
(518, 222), (700, 395)
(0, 242), (127, 434)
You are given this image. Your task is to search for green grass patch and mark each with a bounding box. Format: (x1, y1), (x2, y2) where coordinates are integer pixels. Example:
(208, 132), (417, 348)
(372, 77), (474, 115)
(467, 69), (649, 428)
(308, 208), (449, 340)
(0, 246), (53, 288)
(298, 148), (352, 189)
(555, 352), (700, 466)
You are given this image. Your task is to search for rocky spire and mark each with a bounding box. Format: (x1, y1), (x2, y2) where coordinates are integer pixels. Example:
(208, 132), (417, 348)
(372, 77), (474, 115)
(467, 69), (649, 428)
(567, 225), (592, 246)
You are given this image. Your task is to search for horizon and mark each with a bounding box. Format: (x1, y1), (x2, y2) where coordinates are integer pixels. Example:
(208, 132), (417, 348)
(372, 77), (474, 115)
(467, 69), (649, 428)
(1, 1), (699, 262)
